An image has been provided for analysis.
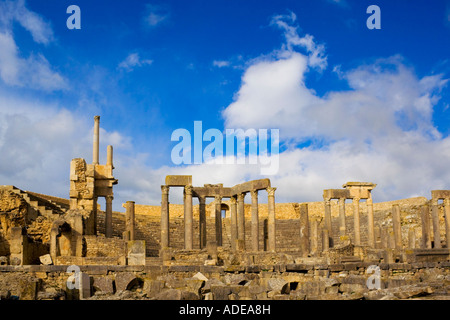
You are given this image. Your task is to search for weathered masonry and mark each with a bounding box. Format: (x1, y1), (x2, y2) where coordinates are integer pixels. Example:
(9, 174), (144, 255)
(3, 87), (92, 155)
(161, 176), (276, 252)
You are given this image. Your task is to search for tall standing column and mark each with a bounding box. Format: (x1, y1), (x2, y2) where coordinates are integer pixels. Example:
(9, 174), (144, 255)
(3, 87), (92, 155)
(105, 195), (113, 238)
(310, 218), (319, 255)
(230, 196), (238, 251)
(106, 145), (113, 167)
(251, 190), (259, 251)
(214, 195), (222, 246)
(237, 193), (245, 244)
(367, 196), (375, 248)
(126, 200), (135, 241)
(421, 204), (432, 249)
(299, 203), (310, 257)
(323, 198), (332, 241)
(267, 187), (276, 252)
(431, 199), (442, 248)
(444, 198), (450, 249)
(199, 196), (207, 249)
(353, 197), (361, 245)
(184, 185), (193, 250)
(161, 185), (170, 248)
(392, 204), (402, 249)
(93, 115), (100, 165)
(338, 198), (346, 236)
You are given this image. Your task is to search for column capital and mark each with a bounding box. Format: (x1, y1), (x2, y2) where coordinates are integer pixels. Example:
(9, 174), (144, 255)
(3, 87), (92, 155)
(198, 195), (206, 204)
(366, 197), (373, 204)
(237, 193), (245, 201)
(214, 195), (222, 202)
(184, 184), (193, 196)
(106, 195), (114, 201)
(353, 197), (360, 202)
(324, 198), (331, 205)
(266, 187), (277, 197)
(161, 185), (169, 195)
(250, 189), (258, 198)
(230, 196), (237, 204)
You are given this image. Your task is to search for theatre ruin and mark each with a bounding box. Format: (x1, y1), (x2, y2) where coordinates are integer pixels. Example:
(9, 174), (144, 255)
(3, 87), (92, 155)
(0, 116), (449, 300)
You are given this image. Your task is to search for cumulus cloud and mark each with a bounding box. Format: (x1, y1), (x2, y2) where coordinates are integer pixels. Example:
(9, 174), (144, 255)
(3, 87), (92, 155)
(0, 0), (66, 91)
(219, 15), (449, 203)
(118, 53), (153, 72)
(271, 11), (327, 71)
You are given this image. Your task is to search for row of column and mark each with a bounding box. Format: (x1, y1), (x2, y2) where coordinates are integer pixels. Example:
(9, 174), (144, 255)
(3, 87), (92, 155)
(161, 185), (277, 252)
(422, 200), (450, 249)
(323, 196), (375, 248)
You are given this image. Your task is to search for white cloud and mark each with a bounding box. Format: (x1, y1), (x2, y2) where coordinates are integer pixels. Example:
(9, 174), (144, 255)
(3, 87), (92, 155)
(0, 0), (66, 91)
(219, 16), (450, 204)
(144, 4), (169, 27)
(270, 11), (327, 71)
(0, 0), (54, 44)
(118, 53), (153, 72)
(213, 60), (231, 68)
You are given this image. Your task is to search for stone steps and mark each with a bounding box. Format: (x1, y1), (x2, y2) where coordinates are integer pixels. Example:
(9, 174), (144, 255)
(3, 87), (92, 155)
(0, 185), (65, 219)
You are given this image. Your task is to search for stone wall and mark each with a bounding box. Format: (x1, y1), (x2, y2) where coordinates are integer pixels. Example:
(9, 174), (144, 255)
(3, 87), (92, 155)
(0, 261), (449, 300)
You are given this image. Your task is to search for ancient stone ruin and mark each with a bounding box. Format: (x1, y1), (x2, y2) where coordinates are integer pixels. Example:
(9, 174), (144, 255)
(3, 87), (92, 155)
(0, 116), (449, 300)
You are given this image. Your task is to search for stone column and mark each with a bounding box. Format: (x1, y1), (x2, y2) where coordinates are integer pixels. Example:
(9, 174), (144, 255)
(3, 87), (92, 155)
(126, 200), (135, 241)
(367, 196), (375, 248)
(199, 196), (207, 249)
(93, 115), (100, 165)
(310, 218), (319, 256)
(353, 197), (361, 246)
(267, 187), (277, 252)
(106, 145), (113, 167)
(408, 228), (416, 249)
(431, 199), (442, 248)
(322, 228), (329, 252)
(105, 195), (113, 238)
(380, 226), (388, 249)
(338, 198), (346, 236)
(161, 185), (170, 248)
(323, 198), (332, 243)
(392, 204), (402, 249)
(184, 185), (193, 250)
(251, 190), (259, 251)
(237, 193), (245, 244)
(230, 196), (238, 251)
(298, 203), (310, 257)
(420, 204), (431, 249)
(374, 225), (381, 249)
(214, 195), (222, 246)
(444, 198), (450, 249)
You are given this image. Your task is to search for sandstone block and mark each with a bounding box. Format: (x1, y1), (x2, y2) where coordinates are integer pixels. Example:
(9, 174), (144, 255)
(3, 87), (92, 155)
(39, 254), (53, 265)
(93, 277), (114, 294)
(115, 272), (138, 292)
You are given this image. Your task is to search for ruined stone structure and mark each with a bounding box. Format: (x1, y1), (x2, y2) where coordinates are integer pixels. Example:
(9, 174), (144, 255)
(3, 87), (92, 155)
(161, 176), (275, 253)
(0, 116), (450, 300)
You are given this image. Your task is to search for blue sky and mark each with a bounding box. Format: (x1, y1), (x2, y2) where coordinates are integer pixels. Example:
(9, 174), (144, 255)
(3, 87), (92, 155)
(0, 0), (449, 210)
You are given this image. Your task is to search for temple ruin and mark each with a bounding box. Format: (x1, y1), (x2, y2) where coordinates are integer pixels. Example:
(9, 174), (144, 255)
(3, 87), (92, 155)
(0, 116), (449, 300)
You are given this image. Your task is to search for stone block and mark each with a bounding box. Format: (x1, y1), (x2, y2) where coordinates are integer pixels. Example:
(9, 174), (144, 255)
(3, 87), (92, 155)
(79, 272), (91, 300)
(39, 254), (53, 265)
(165, 175), (192, 186)
(211, 285), (231, 300)
(93, 277), (114, 294)
(115, 272), (138, 292)
(127, 240), (145, 266)
(155, 288), (199, 300)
